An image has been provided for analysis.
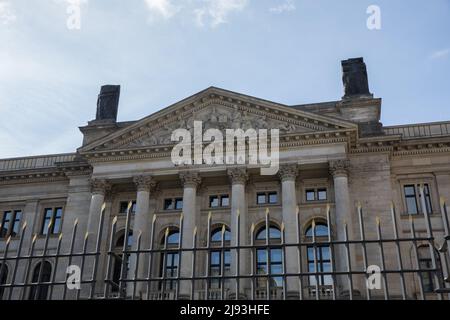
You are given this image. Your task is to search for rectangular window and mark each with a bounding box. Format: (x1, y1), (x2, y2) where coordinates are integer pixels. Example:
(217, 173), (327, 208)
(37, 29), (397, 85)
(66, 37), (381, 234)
(306, 190), (316, 201)
(119, 201), (136, 214)
(41, 207), (63, 235)
(257, 192), (278, 205)
(306, 188), (327, 202)
(164, 198), (183, 211)
(268, 192), (278, 204)
(0, 210), (20, 238)
(403, 184), (433, 215)
(209, 196), (219, 208)
(257, 193), (266, 205)
(317, 189), (327, 201)
(221, 195), (230, 207)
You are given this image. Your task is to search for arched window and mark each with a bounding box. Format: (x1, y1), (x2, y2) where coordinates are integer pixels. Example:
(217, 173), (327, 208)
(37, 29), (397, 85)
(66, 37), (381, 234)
(28, 261), (52, 300)
(305, 221), (332, 288)
(0, 263), (8, 300)
(418, 246), (442, 293)
(112, 230), (133, 293)
(159, 228), (180, 290)
(210, 225), (231, 289)
(254, 224), (283, 289)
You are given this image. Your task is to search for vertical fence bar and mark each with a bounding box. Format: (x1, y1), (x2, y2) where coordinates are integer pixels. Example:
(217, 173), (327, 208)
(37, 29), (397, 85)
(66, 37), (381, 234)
(250, 223), (256, 300)
(235, 209), (240, 300)
(35, 221), (53, 300)
(420, 185), (443, 300)
(0, 236), (11, 299)
(7, 222), (27, 300)
(190, 227), (197, 300)
(205, 212), (211, 300)
(440, 197), (450, 296)
(89, 203), (105, 299)
(20, 234), (37, 300)
(62, 219), (78, 300)
(343, 223), (353, 300)
(76, 232), (89, 300)
(326, 205), (337, 300)
(132, 231), (142, 300)
(296, 207), (303, 300)
(119, 201), (133, 298)
(220, 224), (226, 300)
(376, 217), (389, 300)
(390, 203), (407, 299)
(357, 203), (370, 300)
(161, 227), (169, 300)
(48, 233), (63, 299)
(145, 214), (156, 300)
(104, 216), (117, 298)
(410, 215), (425, 300)
(281, 222), (287, 300)
(175, 214), (184, 300)
(265, 208), (271, 300)
(311, 220), (319, 300)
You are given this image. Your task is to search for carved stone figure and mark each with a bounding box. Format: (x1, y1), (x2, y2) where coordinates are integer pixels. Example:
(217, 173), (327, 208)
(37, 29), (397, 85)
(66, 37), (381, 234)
(341, 58), (372, 99)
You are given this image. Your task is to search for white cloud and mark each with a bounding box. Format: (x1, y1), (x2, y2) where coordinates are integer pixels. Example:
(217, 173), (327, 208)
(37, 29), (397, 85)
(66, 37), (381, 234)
(430, 48), (450, 60)
(0, 0), (16, 25)
(144, 0), (180, 19)
(194, 0), (248, 27)
(142, 0), (248, 27)
(269, 0), (296, 14)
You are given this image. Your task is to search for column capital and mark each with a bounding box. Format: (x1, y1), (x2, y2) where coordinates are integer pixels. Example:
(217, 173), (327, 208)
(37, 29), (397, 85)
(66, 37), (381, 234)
(180, 171), (202, 188)
(278, 164), (298, 182)
(227, 167), (249, 185)
(329, 159), (350, 177)
(90, 178), (111, 195)
(133, 175), (157, 192)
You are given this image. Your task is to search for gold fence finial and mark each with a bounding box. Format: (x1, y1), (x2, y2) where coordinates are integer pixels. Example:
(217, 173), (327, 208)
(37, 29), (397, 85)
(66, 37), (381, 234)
(376, 216), (381, 226)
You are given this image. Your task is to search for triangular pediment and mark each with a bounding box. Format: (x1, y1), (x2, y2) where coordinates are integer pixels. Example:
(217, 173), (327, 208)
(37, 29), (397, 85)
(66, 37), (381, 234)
(79, 87), (357, 153)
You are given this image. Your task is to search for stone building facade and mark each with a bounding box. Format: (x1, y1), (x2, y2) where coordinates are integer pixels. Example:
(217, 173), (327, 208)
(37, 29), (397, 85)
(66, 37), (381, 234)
(0, 58), (449, 300)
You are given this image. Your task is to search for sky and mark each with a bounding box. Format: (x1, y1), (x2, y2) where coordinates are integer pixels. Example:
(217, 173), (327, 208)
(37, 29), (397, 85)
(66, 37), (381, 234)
(0, 0), (449, 158)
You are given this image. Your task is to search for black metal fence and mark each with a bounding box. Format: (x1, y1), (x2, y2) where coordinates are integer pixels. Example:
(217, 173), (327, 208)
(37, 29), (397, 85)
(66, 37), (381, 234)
(1, 199), (450, 300)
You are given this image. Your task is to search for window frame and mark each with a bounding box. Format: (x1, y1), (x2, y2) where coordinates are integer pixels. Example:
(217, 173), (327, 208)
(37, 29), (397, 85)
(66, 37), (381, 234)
(118, 201), (137, 214)
(40, 207), (63, 235)
(256, 191), (279, 206)
(209, 194), (230, 209)
(402, 183), (434, 215)
(305, 188), (328, 202)
(1, 210), (23, 238)
(163, 198), (183, 211)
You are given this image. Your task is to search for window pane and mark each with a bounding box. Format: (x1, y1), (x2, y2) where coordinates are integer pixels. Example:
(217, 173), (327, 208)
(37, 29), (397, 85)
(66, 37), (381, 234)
(1, 211), (12, 237)
(257, 193), (266, 204)
(166, 231), (179, 245)
(404, 185), (416, 196)
(11, 211), (22, 236)
(42, 209), (53, 235)
(317, 189), (327, 201)
(406, 197), (418, 214)
(164, 199), (174, 210)
(424, 184), (433, 213)
(271, 249), (282, 262)
(175, 198), (183, 210)
(211, 227), (230, 242)
(315, 224), (329, 237)
(210, 196), (219, 208)
(131, 201), (137, 213)
(268, 192), (277, 204)
(221, 195), (229, 207)
(306, 190), (315, 201)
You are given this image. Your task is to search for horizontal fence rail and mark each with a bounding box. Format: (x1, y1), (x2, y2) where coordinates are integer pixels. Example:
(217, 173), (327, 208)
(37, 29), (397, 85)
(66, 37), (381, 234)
(0, 199), (450, 301)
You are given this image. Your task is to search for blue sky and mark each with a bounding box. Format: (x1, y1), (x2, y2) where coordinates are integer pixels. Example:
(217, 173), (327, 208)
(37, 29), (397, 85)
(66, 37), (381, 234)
(0, 0), (449, 158)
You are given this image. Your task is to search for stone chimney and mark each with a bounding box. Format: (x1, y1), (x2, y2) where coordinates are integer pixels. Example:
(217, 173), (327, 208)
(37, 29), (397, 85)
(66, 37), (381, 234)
(94, 85), (120, 123)
(341, 58), (373, 100)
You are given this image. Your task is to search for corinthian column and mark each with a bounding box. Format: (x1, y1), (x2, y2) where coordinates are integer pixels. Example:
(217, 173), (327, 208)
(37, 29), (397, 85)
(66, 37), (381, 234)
(179, 171), (201, 299)
(329, 159), (353, 297)
(128, 175), (157, 298)
(227, 167), (249, 298)
(87, 179), (111, 243)
(278, 164), (300, 298)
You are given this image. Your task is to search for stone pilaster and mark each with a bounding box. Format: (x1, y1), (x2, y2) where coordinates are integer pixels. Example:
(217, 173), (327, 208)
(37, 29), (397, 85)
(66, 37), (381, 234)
(278, 164), (300, 298)
(179, 171), (201, 298)
(128, 175), (157, 298)
(227, 167), (249, 298)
